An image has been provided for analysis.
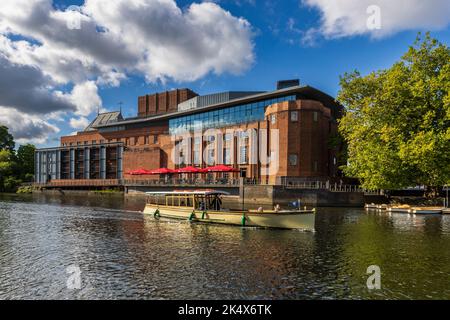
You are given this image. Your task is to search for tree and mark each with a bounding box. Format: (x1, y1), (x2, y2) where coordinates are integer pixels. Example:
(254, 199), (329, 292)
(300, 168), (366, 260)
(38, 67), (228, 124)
(0, 126), (15, 151)
(0, 149), (14, 192)
(16, 144), (36, 181)
(338, 33), (450, 197)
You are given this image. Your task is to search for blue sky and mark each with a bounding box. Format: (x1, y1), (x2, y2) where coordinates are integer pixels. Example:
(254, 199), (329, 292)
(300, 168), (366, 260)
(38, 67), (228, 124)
(1, 0), (449, 147)
(55, 0), (450, 116)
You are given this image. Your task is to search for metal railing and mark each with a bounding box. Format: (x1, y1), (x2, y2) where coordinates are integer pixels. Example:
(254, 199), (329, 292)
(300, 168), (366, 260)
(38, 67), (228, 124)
(282, 178), (381, 194)
(34, 177), (382, 194)
(35, 179), (120, 187)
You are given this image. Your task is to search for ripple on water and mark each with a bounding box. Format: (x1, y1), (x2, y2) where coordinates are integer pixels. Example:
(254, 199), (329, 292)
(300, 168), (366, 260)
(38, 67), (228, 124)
(0, 194), (449, 300)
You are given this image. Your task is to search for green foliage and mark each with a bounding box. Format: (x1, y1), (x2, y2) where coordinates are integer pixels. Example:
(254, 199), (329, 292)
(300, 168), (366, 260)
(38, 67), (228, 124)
(338, 33), (450, 194)
(3, 176), (22, 193)
(0, 126), (36, 192)
(16, 185), (33, 194)
(16, 144), (36, 180)
(0, 126), (15, 151)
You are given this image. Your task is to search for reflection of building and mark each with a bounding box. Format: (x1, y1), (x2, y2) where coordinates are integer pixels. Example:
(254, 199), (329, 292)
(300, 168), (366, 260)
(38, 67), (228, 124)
(35, 80), (344, 186)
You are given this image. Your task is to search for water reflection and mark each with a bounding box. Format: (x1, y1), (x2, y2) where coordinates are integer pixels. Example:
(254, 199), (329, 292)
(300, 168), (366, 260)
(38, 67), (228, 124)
(0, 194), (449, 299)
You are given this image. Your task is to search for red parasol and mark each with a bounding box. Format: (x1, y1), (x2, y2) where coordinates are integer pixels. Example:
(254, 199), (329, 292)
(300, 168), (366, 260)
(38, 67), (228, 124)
(127, 168), (152, 175)
(204, 165), (239, 173)
(175, 166), (204, 174)
(150, 168), (176, 175)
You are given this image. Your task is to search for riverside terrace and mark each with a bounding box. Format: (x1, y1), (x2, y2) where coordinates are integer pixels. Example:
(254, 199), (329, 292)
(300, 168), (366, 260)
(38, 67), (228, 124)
(35, 80), (345, 189)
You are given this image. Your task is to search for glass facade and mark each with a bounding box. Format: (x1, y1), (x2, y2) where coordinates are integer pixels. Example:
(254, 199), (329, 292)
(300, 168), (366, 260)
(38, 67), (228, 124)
(169, 95), (296, 134)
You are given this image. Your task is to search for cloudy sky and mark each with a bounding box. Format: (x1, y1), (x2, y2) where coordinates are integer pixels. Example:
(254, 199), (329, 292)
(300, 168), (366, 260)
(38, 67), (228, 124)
(1, 0), (449, 147)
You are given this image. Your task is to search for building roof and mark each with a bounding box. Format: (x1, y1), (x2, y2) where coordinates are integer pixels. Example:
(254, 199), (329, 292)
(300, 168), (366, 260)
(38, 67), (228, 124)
(93, 85), (342, 129)
(85, 111), (124, 131)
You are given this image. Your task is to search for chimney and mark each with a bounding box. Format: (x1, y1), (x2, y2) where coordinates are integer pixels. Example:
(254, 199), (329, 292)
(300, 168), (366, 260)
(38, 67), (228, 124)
(277, 79), (300, 90)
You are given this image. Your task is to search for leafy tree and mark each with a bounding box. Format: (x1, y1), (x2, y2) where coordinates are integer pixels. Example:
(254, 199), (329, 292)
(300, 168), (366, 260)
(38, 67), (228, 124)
(0, 126), (15, 151)
(0, 150), (14, 192)
(16, 144), (36, 180)
(338, 33), (450, 197)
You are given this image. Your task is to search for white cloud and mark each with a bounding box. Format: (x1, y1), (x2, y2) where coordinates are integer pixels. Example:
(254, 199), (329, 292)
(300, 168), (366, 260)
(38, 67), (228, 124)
(0, 106), (60, 144)
(303, 0), (450, 39)
(69, 117), (90, 130)
(0, 0), (255, 144)
(58, 81), (103, 117)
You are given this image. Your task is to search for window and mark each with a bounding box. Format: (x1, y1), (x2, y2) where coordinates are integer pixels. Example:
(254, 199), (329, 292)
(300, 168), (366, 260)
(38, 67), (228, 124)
(313, 161), (318, 172)
(193, 151), (201, 165)
(239, 146), (248, 164)
(92, 140), (97, 145)
(289, 154), (298, 166)
(271, 114), (277, 124)
(291, 111), (298, 122)
(207, 149), (215, 165)
(313, 111), (318, 122)
(144, 136), (149, 145)
(223, 148), (231, 165)
(134, 137), (139, 145)
(154, 135), (158, 144)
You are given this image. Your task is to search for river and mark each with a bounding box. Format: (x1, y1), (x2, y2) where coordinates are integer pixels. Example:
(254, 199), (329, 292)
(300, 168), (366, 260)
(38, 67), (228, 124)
(0, 193), (449, 300)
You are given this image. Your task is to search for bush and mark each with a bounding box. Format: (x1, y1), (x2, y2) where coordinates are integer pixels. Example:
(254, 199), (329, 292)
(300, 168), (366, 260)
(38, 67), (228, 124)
(3, 177), (22, 193)
(16, 185), (33, 194)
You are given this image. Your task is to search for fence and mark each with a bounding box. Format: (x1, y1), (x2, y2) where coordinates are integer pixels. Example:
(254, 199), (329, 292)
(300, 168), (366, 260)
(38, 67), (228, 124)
(281, 178), (382, 195)
(34, 178), (382, 194)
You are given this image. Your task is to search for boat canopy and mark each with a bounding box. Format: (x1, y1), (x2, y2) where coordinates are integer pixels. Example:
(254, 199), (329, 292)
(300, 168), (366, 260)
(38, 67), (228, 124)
(146, 190), (230, 196)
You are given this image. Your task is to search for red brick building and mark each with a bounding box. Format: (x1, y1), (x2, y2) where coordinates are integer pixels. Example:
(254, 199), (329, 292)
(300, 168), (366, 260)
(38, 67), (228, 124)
(35, 80), (344, 186)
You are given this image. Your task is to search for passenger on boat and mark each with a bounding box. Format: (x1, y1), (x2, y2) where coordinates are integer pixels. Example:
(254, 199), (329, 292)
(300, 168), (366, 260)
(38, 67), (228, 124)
(274, 204), (281, 212)
(257, 207), (264, 213)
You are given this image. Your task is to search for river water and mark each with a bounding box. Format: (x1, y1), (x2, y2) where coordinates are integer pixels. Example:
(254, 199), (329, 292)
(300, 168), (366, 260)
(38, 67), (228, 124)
(0, 193), (449, 300)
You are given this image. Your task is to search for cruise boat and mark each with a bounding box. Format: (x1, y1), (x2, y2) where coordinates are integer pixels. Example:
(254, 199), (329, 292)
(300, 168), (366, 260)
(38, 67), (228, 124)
(143, 190), (316, 231)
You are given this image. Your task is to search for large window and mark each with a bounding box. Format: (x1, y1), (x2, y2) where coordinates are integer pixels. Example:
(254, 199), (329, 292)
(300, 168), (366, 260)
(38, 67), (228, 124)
(291, 111), (298, 122)
(223, 148), (231, 165)
(169, 95), (296, 134)
(289, 154), (298, 166)
(239, 146), (248, 164)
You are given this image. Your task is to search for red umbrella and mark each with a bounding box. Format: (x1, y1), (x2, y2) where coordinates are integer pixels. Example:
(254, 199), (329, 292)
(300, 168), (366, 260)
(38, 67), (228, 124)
(150, 168), (176, 174)
(127, 168), (152, 175)
(175, 166), (204, 174)
(205, 165), (239, 172)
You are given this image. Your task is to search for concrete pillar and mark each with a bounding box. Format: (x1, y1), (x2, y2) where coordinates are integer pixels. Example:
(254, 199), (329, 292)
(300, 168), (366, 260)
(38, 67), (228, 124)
(70, 149), (75, 180)
(56, 150), (61, 180)
(117, 145), (123, 179)
(84, 147), (90, 179)
(100, 146), (106, 179)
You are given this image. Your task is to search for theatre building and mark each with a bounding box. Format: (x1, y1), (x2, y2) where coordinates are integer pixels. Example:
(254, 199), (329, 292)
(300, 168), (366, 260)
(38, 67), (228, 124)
(35, 80), (344, 188)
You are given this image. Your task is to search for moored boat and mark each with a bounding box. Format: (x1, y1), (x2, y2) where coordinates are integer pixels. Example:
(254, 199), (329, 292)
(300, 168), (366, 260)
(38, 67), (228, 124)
(143, 190), (316, 231)
(410, 207), (444, 215)
(387, 205), (411, 213)
(365, 203), (379, 210)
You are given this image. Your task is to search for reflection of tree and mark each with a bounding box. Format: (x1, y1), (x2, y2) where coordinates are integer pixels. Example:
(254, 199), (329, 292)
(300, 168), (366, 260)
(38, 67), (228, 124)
(340, 212), (450, 299)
